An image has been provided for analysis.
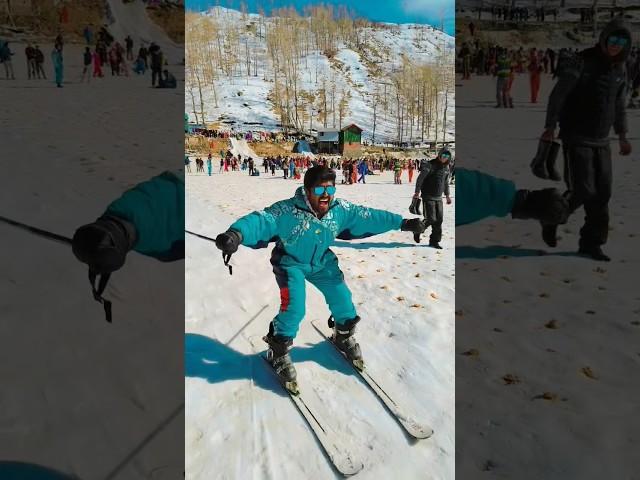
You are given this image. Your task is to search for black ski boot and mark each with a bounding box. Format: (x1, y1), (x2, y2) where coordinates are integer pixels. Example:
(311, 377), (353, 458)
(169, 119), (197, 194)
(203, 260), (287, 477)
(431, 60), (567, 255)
(329, 316), (364, 371)
(578, 245), (611, 262)
(409, 197), (422, 216)
(263, 323), (298, 394)
(429, 241), (443, 249)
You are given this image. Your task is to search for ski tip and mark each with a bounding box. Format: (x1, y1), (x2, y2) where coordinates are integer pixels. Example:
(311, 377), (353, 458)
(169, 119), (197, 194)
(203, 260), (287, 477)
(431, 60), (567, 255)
(335, 458), (365, 477)
(409, 425), (434, 440)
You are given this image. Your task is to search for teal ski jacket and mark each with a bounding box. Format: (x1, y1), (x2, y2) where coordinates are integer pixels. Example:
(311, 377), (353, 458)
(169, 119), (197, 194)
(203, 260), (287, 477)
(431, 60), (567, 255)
(105, 171), (185, 261)
(229, 186), (403, 268)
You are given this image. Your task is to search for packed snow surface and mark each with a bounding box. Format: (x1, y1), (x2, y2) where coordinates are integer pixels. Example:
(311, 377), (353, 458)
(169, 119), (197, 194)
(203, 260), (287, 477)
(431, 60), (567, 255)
(185, 165), (455, 479)
(455, 70), (640, 478)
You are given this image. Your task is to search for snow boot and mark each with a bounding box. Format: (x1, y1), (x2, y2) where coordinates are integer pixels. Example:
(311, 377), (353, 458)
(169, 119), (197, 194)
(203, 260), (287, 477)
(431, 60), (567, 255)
(409, 197), (421, 216)
(328, 316), (364, 370)
(578, 245), (611, 262)
(263, 323), (298, 393)
(545, 141), (562, 181)
(429, 241), (443, 249)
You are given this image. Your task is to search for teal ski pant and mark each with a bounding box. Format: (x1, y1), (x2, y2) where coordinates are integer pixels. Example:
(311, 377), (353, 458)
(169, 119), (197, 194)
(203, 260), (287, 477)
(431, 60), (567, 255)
(271, 250), (357, 338)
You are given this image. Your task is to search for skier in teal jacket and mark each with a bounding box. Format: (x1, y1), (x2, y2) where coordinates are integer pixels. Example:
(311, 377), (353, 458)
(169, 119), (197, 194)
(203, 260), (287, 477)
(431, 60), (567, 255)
(215, 166), (426, 387)
(72, 171), (185, 321)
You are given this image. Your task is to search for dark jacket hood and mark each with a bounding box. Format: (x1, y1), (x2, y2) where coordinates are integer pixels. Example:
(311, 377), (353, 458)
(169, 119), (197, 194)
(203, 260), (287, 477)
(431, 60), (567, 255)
(598, 17), (632, 63)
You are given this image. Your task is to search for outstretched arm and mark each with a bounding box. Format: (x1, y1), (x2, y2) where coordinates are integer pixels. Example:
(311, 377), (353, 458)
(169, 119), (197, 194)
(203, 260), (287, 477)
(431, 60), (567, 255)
(455, 168), (517, 226)
(105, 171), (185, 261)
(228, 201), (283, 248)
(336, 201), (403, 240)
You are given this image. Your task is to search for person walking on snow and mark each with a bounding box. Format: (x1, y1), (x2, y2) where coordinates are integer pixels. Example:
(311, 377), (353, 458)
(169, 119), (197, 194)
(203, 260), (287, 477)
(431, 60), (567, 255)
(411, 148), (452, 249)
(81, 47), (92, 83)
(357, 160), (367, 184)
(529, 48), (542, 103)
(92, 48), (103, 78)
(495, 49), (512, 108)
(0, 41), (15, 79)
(51, 45), (64, 88)
(25, 43), (36, 79)
(540, 17), (632, 261)
(206, 156), (212, 176)
(214, 166), (426, 389)
(34, 45), (46, 79)
(125, 35), (134, 61)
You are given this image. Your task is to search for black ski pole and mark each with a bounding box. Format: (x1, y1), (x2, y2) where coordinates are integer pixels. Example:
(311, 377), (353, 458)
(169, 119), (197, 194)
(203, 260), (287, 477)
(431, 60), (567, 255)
(186, 230), (233, 275)
(0, 214), (114, 323)
(0, 214), (72, 245)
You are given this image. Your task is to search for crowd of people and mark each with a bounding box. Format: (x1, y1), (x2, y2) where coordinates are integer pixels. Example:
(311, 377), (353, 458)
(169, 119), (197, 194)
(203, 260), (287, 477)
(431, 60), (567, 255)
(188, 127), (307, 145)
(457, 39), (640, 109)
(186, 148), (456, 188)
(1, 25), (176, 89)
(463, 6), (559, 24)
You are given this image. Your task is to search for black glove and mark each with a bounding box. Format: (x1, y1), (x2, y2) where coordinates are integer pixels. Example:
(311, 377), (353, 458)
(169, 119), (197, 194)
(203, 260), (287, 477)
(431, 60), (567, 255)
(511, 188), (570, 225)
(401, 218), (426, 234)
(409, 197), (422, 215)
(215, 229), (242, 255)
(72, 215), (137, 274)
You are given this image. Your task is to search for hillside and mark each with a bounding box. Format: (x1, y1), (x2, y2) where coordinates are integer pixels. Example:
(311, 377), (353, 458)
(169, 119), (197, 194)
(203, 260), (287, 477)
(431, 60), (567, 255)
(186, 7), (455, 145)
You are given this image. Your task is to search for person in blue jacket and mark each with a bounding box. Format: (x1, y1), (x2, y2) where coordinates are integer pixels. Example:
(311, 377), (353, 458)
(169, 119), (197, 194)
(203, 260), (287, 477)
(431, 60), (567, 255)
(206, 155), (212, 176)
(71, 171), (185, 322)
(51, 45), (63, 88)
(215, 166), (426, 386)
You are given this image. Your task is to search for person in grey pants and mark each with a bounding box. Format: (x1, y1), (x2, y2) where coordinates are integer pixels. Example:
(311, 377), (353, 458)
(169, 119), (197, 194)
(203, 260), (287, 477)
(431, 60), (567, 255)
(412, 148), (452, 249)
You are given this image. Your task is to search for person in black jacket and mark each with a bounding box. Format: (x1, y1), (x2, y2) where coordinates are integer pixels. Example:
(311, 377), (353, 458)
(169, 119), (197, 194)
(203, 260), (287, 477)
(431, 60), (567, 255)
(540, 17), (632, 261)
(411, 148), (452, 249)
(149, 43), (163, 87)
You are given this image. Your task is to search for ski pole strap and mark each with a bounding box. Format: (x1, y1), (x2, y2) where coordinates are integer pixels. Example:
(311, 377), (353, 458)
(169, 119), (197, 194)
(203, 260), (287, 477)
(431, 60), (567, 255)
(89, 269), (113, 323)
(222, 253), (233, 276)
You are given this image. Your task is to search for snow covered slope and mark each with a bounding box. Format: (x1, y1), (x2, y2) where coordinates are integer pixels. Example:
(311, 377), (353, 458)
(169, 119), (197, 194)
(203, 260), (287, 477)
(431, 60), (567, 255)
(0, 45), (184, 479)
(185, 170), (455, 479)
(105, 0), (183, 63)
(230, 137), (262, 161)
(187, 7), (455, 143)
(455, 72), (640, 477)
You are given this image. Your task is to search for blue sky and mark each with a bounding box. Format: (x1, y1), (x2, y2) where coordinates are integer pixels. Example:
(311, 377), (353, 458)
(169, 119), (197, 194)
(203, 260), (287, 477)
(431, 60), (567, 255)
(186, 0), (455, 36)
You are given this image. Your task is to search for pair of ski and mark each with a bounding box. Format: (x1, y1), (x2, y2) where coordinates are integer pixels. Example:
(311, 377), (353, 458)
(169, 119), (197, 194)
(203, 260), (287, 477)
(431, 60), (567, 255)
(248, 320), (434, 477)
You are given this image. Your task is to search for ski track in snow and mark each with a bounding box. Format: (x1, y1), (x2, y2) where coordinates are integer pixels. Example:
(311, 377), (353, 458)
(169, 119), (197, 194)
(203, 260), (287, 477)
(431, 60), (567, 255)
(185, 169), (455, 479)
(456, 73), (640, 478)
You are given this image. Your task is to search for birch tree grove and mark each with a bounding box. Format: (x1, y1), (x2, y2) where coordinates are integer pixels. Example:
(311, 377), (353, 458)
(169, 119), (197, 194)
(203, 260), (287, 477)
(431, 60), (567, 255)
(185, 6), (453, 144)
